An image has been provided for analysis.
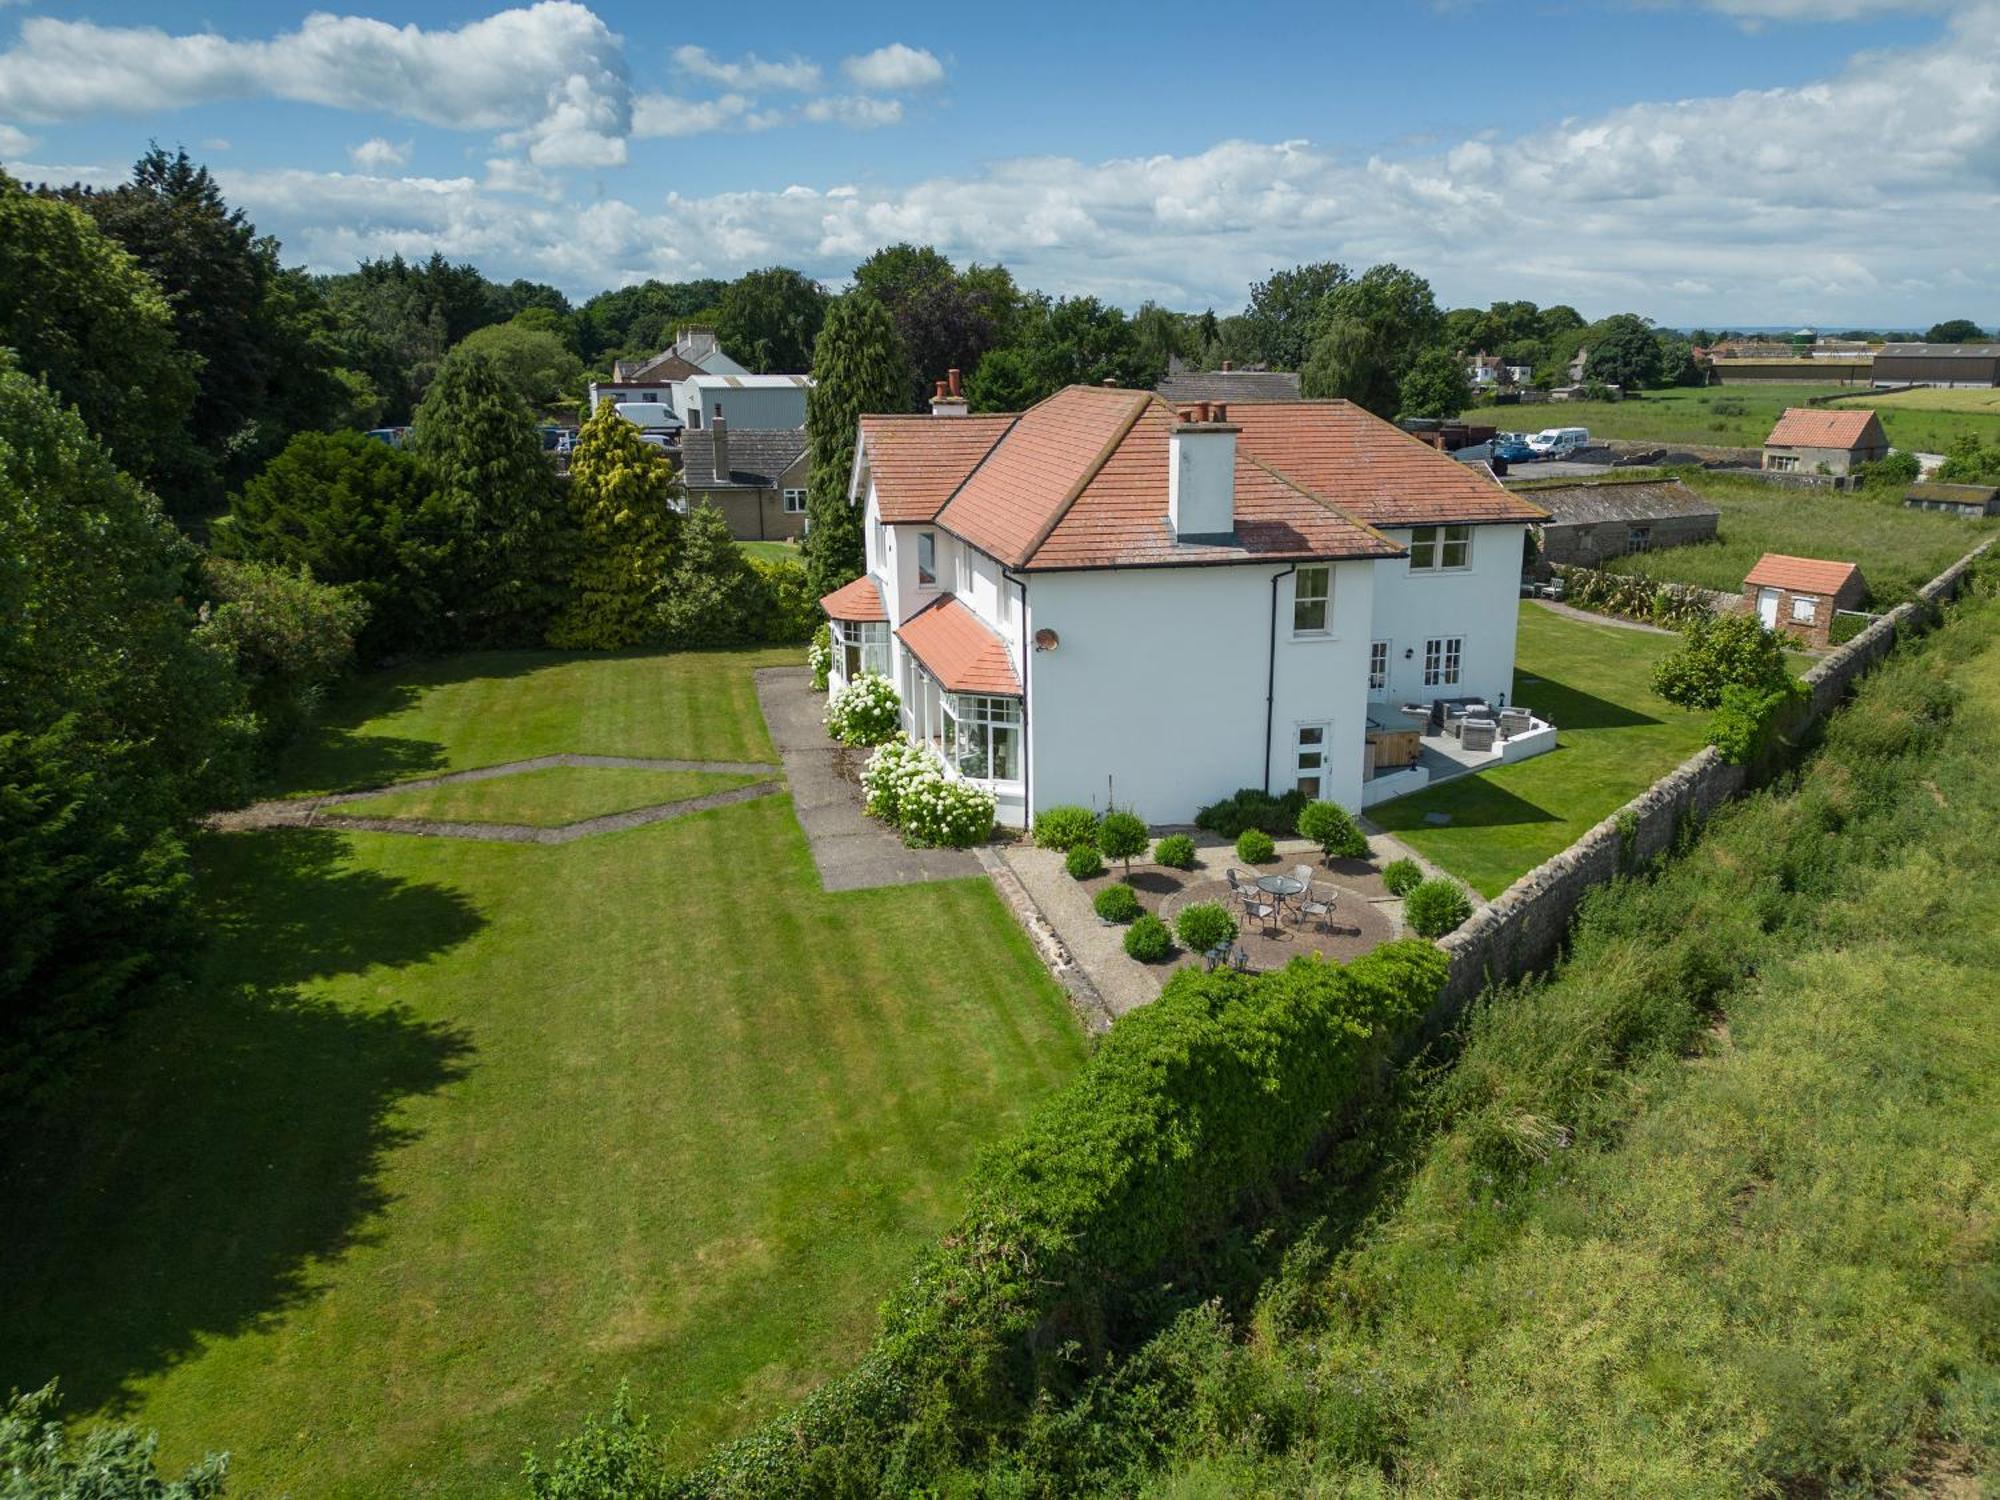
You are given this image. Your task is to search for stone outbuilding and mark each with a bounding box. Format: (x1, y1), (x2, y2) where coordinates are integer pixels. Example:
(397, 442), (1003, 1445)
(1760, 407), (1889, 476)
(1904, 481), (2000, 518)
(1742, 553), (1866, 649)
(678, 418), (810, 542)
(1526, 476), (1720, 567)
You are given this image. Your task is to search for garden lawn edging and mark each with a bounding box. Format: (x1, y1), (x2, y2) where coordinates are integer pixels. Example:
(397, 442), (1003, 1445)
(1432, 535), (1994, 1019)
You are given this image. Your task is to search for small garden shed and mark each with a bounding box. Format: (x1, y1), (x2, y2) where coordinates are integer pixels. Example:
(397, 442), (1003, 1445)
(1904, 481), (2000, 518)
(1741, 553), (1865, 649)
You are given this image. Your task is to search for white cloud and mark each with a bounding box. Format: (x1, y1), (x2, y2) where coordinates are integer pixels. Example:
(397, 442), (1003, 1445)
(348, 136), (411, 170)
(1694, 0), (1960, 18)
(202, 137), (232, 152)
(484, 155), (563, 199)
(841, 43), (944, 91)
(0, 3), (632, 166)
(0, 122), (32, 156)
(632, 91), (754, 138)
(671, 45), (820, 92)
(801, 95), (905, 129)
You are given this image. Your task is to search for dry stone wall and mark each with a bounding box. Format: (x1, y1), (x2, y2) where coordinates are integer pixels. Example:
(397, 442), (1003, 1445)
(1431, 536), (1993, 1017)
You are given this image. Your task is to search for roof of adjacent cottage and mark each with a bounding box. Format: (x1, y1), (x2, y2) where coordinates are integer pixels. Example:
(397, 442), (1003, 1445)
(895, 594), (1021, 694)
(1876, 342), (2000, 359)
(1517, 477), (1720, 527)
(680, 427), (807, 490)
(1744, 553), (1863, 597)
(1763, 407), (1885, 450)
(855, 386), (1545, 573)
(1156, 368), (1302, 404)
(684, 373), (813, 391)
(1906, 480), (2000, 504)
(819, 574), (886, 623)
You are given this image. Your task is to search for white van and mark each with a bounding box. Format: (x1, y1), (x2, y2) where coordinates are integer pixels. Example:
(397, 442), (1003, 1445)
(614, 401), (679, 432)
(1529, 426), (1591, 455)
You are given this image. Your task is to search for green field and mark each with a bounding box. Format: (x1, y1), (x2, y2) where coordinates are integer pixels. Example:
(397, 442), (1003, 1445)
(737, 539), (802, 565)
(0, 650), (1085, 1497)
(1371, 604), (1711, 897)
(338, 765), (766, 826)
(1468, 382), (2000, 452)
(1595, 471), (1990, 605)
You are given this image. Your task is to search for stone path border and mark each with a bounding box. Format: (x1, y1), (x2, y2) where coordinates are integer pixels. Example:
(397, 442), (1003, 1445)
(208, 757), (784, 844)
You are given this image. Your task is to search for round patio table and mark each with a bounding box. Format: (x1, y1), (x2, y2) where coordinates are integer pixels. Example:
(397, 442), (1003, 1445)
(1256, 873), (1306, 925)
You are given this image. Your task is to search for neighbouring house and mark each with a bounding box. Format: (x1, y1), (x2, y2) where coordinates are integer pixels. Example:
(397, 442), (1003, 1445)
(1502, 356), (1535, 385)
(679, 417), (810, 541)
(1567, 346), (1589, 382)
(1157, 360), (1302, 404)
(821, 384), (1553, 828)
(1742, 553), (1865, 649)
(1527, 477), (1720, 567)
(1904, 480), (2000, 517)
(1468, 351), (1505, 388)
(673, 373), (811, 433)
(1871, 342), (2000, 388)
(1761, 407), (1889, 476)
(588, 327), (747, 415)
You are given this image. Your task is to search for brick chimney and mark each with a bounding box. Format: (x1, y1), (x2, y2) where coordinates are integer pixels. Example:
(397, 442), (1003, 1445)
(930, 367), (968, 417)
(1220, 359), (1233, 372)
(1168, 402), (1238, 542)
(711, 403), (729, 479)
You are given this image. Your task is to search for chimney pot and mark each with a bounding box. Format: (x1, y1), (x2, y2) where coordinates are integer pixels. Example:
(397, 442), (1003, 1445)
(1102, 377), (1116, 387)
(935, 379), (947, 400)
(947, 367), (961, 398)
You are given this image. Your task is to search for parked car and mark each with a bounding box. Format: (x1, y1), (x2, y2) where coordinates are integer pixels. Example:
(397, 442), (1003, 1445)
(1492, 437), (1538, 463)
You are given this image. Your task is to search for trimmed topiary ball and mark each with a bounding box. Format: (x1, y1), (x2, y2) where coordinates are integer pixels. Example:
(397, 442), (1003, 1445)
(1382, 857), (1424, 897)
(1297, 799), (1369, 861)
(1404, 877), (1473, 938)
(1035, 804), (1099, 852)
(1153, 832), (1197, 870)
(1174, 901), (1238, 955)
(1093, 884), (1142, 923)
(1065, 843), (1105, 880)
(1235, 827), (1276, 864)
(1096, 809), (1149, 875)
(1123, 913), (1173, 962)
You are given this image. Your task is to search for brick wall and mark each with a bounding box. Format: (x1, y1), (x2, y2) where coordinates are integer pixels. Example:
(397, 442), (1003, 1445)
(1425, 536), (1993, 1024)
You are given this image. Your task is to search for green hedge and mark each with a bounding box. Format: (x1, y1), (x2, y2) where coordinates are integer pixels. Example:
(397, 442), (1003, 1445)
(652, 942), (1447, 1497)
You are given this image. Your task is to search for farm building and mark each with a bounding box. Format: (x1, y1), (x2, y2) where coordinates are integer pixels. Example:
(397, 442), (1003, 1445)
(1525, 477), (1720, 566)
(1761, 407), (1889, 476)
(1904, 481), (2000, 518)
(1708, 356), (1874, 386)
(1742, 553), (1865, 650)
(1871, 343), (2000, 388)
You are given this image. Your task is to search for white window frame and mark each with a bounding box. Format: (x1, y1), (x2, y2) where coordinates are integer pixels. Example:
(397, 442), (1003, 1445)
(1368, 640), (1390, 693)
(1409, 523), (1472, 572)
(1423, 636), (1463, 688)
(1294, 722), (1329, 799)
(1293, 565), (1332, 636)
(1768, 453), (1798, 472)
(835, 620), (890, 681)
(1791, 595), (1818, 624)
(916, 530), (938, 589)
(782, 487), (806, 514)
(871, 515), (886, 568)
(942, 691), (1023, 783)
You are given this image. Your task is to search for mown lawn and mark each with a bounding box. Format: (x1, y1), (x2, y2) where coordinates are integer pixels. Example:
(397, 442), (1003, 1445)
(737, 540), (802, 566)
(1468, 381), (2000, 452)
(338, 765), (765, 826)
(1597, 471), (1990, 606)
(272, 646), (799, 796)
(1371, 604), (1710, 897)
(0, 651), (1085, 1498)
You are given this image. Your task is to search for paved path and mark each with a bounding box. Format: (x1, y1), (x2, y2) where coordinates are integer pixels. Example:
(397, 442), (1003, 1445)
(754, 667), (982, 892)
(208, 756), (783, 844)
(1530, 598), (1677, 635)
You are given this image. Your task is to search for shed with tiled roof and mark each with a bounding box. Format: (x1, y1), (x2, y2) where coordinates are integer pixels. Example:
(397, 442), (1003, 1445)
(1742, 552), (1866, 649)
(1761, 407), (1889, 477)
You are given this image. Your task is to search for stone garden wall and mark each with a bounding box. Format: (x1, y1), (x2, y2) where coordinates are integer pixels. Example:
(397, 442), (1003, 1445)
(1430, 536), (1994, 1017)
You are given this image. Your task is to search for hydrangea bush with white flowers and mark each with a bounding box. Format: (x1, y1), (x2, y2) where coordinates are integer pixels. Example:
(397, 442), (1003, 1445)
(859, 738), (996, 849)
(824, 672), (900, 745)
(807, 624), (832, 692)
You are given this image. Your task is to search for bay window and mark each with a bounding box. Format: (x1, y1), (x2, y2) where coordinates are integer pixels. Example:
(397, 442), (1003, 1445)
(835, 620), (889, 680)
(943, 692), (1022, 782)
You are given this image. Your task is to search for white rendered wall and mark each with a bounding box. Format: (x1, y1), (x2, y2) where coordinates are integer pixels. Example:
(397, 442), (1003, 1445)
(1366, 524), (1526, 711)
(1023, 561), (1374, 825)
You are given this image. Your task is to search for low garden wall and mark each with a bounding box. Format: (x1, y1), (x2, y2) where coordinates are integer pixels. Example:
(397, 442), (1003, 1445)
(1432, 535), (1994, 1015)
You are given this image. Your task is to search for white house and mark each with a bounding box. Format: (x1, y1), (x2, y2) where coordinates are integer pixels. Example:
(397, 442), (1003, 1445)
(587, 327), (747, 415)
(820, 383), (1550, 829)
(672, 373), (811, 433)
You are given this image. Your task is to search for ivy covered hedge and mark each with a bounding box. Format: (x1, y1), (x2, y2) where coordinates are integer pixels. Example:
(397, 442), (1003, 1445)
(582, 941), (1449, 1498)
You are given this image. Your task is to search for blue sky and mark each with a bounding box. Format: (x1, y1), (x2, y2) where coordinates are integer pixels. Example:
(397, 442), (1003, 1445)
(2, 0), (1995, 324)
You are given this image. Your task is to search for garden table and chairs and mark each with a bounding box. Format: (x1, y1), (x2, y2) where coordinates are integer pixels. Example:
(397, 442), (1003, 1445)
(1256, 872), (1306, 933)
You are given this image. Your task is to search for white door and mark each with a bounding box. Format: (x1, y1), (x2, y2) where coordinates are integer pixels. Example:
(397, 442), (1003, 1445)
(1757, 587), (1780, 628)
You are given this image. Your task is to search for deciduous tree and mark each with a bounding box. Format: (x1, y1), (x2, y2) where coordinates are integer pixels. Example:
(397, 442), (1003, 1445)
(1397, 346), (1474, 419)
(1243, 261), (1350, 369)
(717, 266), (829, 373)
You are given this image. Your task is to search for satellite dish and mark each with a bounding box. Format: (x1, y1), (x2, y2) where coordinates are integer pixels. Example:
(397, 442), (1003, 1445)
(1033, 628), (1061, 653)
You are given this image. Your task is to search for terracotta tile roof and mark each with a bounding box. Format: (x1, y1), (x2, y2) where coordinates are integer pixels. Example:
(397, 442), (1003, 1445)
(1764, 407), (1883, 450)
(857, 414), (1015, 523)
(819, 574), (886, 623)
(937, 386), (1150, 564)
(1744, 553), (1862, 597)
(895, 594), (1021, 695)
(1228, 402), (1551, 528)
(1031, 399), (1401, 570)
